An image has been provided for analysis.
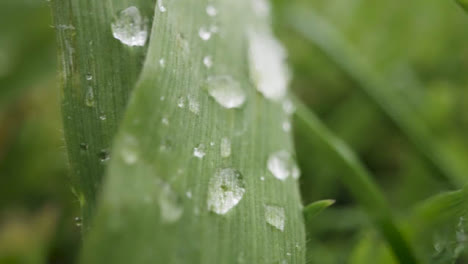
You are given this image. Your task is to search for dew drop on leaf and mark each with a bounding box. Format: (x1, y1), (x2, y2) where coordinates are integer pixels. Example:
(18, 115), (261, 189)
(207, 168), (246, 215)
(98, 149), (110, 162)
(85, 74), (93, 81)
(74, 217), (82, 227)
(120, 134), (139, 165)
(206, 75), (246, 109)
(85, 87), (95, 107)
(187, 95), (200, 114)
(267, 150), (300, 181)
(177, 97), (185, 108)
(157, 0), (166, 12)
(206, 5), (217, 17)
(198, 27), (212, 41)
(264, 204), (285, 231)
(111, 6), (148, 47)
(220, 137), (231, 158)
(159, 58), (165, 67)
(282, 120), (291, 132)
(158, 181), (183, 223)
(193, 143), (206, 158)
(203, 55), (213, 68)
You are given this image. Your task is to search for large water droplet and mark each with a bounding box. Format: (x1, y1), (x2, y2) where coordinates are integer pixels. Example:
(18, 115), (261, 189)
(199, 27), (212, 41)
(206, 75), (246, 109)
(248, 29), (290, 101)
(111, 6), (148, 47)
(264, 205), (285, 231)
(267, 150), (300, 181)
(206, 5), (218, 16)
(221, 137), (231, 158)
(193, 143), (206, 158)
(158, 182), (183, 223)
(207, 168), (245, 215)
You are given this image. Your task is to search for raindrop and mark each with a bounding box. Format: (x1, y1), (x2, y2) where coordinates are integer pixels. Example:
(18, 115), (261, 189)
(267, 150), (300, 181)
(157, 0), (167, 12)
(74, 217), (82, 227)
(282, 98), (295, 115)
(210, 141), (216, 147)
(248, 29), (290, 101)
(220, 137), (231, 158)
(159, 58), (166, 67)
(187, 95), (200, 114)
(264, 205), (285, 231)
(120, 134), (139, 165)
(282, 120), (291, 132)
(198, 27), (212, 41)
(85, 87), (95, 107)
(162, 117), (169, 126)
(160, 96), (165, 101)
(206, 75), (246, 109)
(193, 143), (206, 158)
(186, 191), (192, 199)
(260, 176), (265, 181)
(206, 5), (217, 16)
(207, 168), (245, 215)
(111, 6), (148, 47)
(80, 143), (89, 151)
(99, 114), (107, 121)
(203, 55), (213, 68)
(158, 181), (183, 223)
(86, 74), (93, 81)
(98, 149), (110, 162)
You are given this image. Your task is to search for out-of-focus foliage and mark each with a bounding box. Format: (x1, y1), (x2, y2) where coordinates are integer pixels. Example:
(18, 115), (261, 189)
(1, 0), (468, 262)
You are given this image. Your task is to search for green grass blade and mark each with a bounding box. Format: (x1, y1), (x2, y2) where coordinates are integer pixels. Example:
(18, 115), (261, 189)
(303, 199), (334, 222)
(80, 1), (305, 263)
(51, 0), (155, 228)
(293, 98), (419, 264)
(286, 7), (468, 187)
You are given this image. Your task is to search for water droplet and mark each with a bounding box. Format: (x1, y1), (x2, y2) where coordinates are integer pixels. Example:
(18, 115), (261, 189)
(187, 95), (200, 114)
(193, 143), (206, 158)
(186, 191), (192, 199)
(160, 96), (165, 101)
(99, 114), (107, 121)
(111, 6), (148, 47)
(80, 143), (89, 151)
(267, 150), (300, 181)
(207, 168), (245, 215)
(252, 0), (271, 18)
(86, 74), (93, 81)
(221, 137), (231, 158)
(282, 98), (295, 115)
(177, 97), (186, 108)
(260, 176), (265, 181)
(98, 149), (110, 162)
(286, 252), (292, 256)
(121, 134), (139, 165)
(159, 138), (173, 152)
(206, 75), (246, 109)
(206, 5), (217, 16)
(74, 217), (82, 227)
(210, 25), (219, 34)
(248, 29), (290, 101)
(158, 182), (183, 223)
(159, 58), (166, 67)
(85, 87), (95, 107)
(157, 0), (166, 12)
(199, 27), (212, 41)
(210, 141), (216, 147)
(264, 205), (285, 231)
(162, 117), (169, 126)
(282, 120), (291, 132)
(203, 55), (213, 68)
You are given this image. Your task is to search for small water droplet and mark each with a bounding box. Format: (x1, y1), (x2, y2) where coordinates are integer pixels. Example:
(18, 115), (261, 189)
(158, 181), (183, 223)
(159, 58), (165, 67)
(85, 87), (95, 107)
(98, 149), (110, 162)
(221, 137), (231, 158)
(248, 29), (290, 101)
(286, 252), (291, 256)
(210, 141), (216, 147)
(283, 98), (295, 115)
(186, 191), (192, 199)
(203, 55), (213, 68)
(187, 95), (200, 114)
(177, 97), (186, 108)
(267, 150), (300, 181)
(157, 0), (167, 12)
(206, 75), (246, 109)
(99, 114), (107, 121)
(193, 143), (206, 158)
(74, 217), (82, 227)
(282, 120), (291, 132)
(264, 205), (285, 231)
(121, 134), (139, 165)
(207, 168), (245, 215)
(86, 74), (93, 81)
(210, 25), (219, 34)
(260, 176), (265, 181)
(162, 117), (169, 126)
(160, 96), (165, 101)
(206, 5), (217, 16)
(80, 143), (89, 151)
(111, 6), (148, 47)
(199, 27), (212, 41)
(159, 138), (173, 152)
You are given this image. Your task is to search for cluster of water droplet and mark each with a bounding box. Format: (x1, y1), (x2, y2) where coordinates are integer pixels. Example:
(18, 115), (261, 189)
(111, 6), (148, 47)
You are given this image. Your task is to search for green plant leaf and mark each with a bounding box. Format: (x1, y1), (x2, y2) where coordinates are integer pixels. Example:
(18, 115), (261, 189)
(286, 6), (468, 188)
(51, 0), (155, 228)
(456, 0), (468, 12)
(293, 97), (419, 263)
(303, 199), (334, 222)
(79, 0), (305, 263)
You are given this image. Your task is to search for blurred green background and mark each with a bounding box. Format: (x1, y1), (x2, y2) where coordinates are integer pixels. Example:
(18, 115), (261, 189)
(1, 0), (467, 263)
